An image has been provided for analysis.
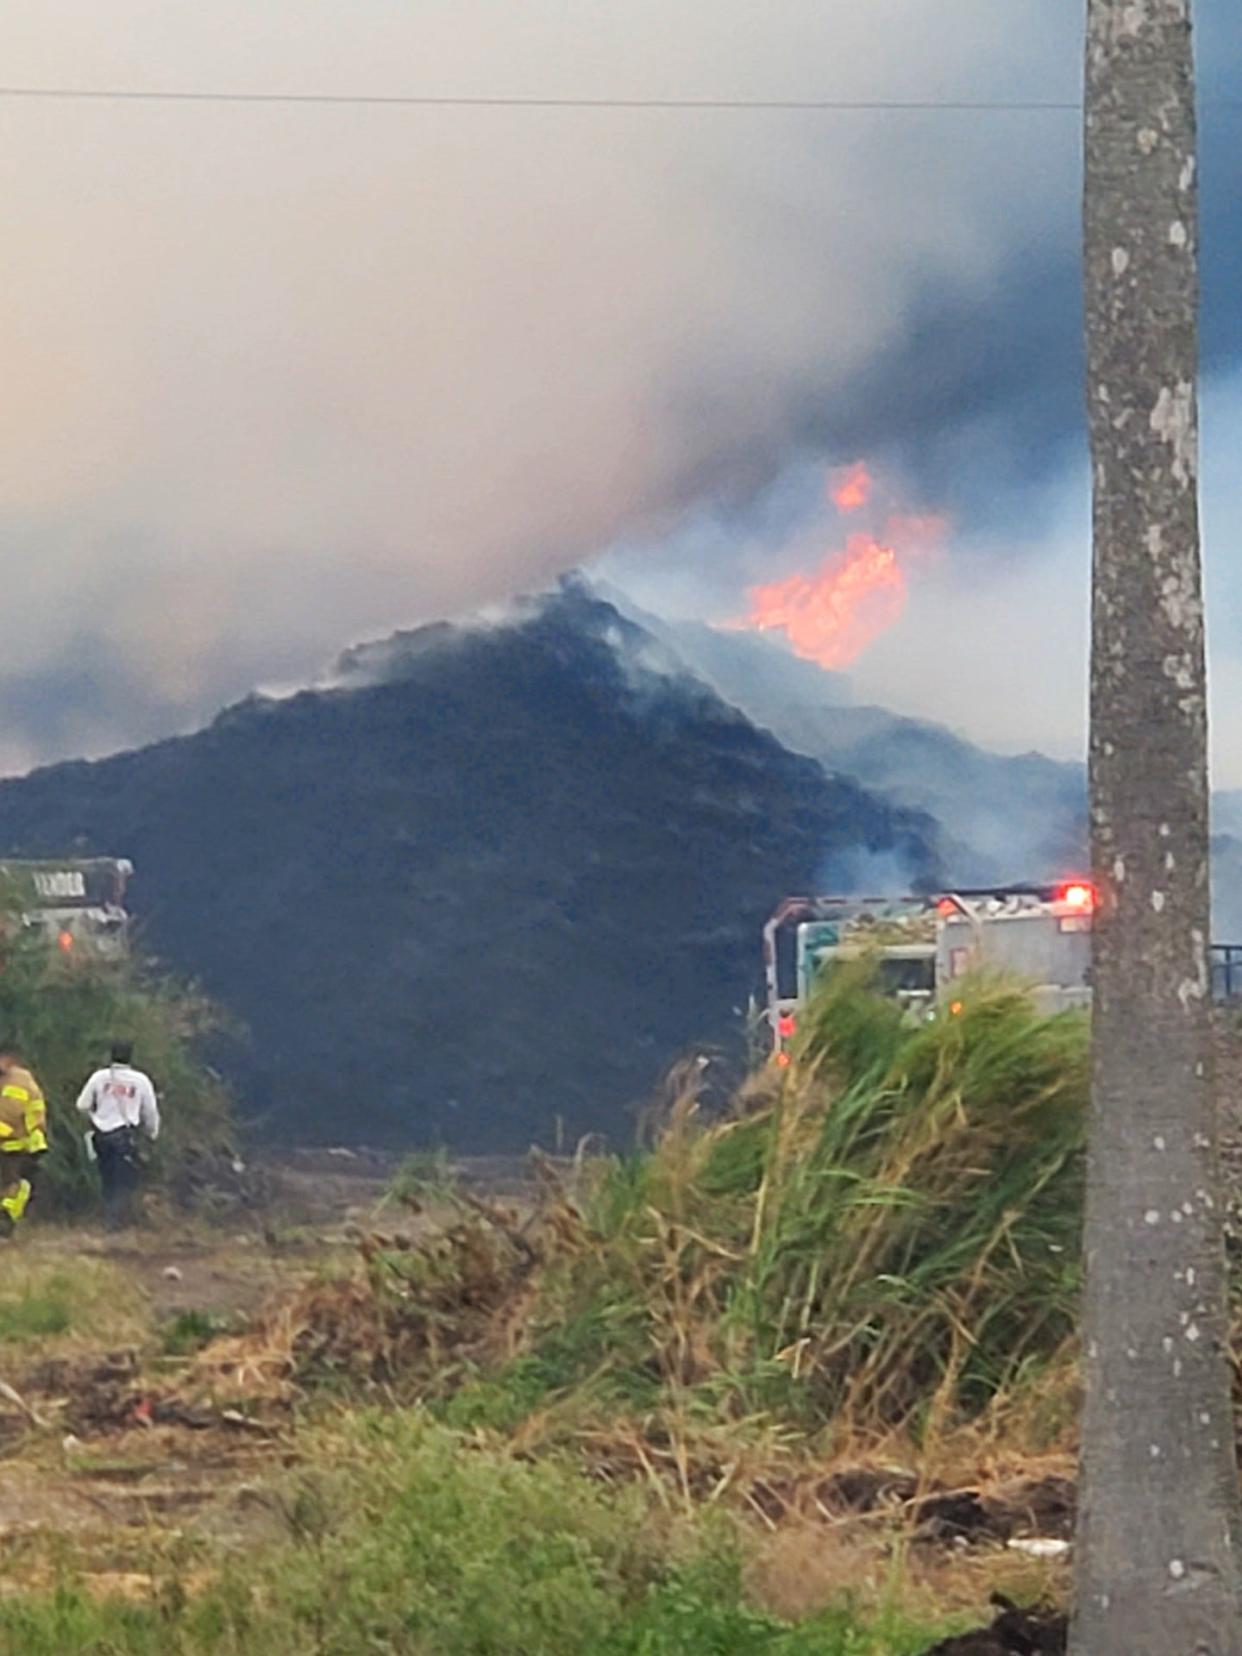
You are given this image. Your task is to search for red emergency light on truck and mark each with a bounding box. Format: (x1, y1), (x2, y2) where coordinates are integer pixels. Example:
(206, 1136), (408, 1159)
(762, 882), (1097, 1061)
(0, 858), (133, 959)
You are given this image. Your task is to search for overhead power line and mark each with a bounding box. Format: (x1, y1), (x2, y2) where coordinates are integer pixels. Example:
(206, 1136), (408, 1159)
(0, 86), (1089, 111)
(1, 86), (1237, 115)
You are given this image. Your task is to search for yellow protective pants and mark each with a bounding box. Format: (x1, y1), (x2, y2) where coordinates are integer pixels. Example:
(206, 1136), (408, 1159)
(0, 1149), (40, 1230)
(0, 1178), (31, 1223)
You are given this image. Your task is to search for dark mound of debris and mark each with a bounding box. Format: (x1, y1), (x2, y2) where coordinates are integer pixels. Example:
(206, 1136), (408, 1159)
(921, 1595), (1066, 1655)
(23, 1348), (144, 1432)
(814, 1467), (1075, 1545)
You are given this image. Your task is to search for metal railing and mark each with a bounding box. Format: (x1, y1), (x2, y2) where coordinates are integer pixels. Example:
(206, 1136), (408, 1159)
(1212, 944), (1242, 1002)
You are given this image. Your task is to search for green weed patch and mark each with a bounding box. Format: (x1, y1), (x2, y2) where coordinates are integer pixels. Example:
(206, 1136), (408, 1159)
(0, 1414), (956, 1654)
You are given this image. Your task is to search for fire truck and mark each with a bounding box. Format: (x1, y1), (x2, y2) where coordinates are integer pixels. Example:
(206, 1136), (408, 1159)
(0, 858), (133, 959)
(762, 880), (1242, 1062)
(763, 882), (1099, 1063)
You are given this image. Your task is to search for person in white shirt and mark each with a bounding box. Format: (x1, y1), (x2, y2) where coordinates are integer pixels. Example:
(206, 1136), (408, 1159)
(76, 1041), (160, 1227)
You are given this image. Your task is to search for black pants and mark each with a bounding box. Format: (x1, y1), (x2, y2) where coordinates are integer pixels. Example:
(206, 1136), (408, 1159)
(94, 1129), (141, 1226)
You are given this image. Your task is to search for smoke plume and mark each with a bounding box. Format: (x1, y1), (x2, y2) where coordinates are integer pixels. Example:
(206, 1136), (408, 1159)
(2, 2), (1242, 771)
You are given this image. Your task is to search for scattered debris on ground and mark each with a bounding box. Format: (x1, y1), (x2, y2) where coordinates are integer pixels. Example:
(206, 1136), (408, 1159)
(919, 1594), (1067, 1654)
(0, 1150), (1078, 1640)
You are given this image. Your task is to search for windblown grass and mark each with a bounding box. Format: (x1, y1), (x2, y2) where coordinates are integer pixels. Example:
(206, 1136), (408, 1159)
(519, 968), (1088, 1435)
(212, 969), (1087, 1450)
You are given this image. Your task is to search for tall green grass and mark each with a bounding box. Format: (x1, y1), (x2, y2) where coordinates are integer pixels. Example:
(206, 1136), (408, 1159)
(519, 967), (1087, 1432)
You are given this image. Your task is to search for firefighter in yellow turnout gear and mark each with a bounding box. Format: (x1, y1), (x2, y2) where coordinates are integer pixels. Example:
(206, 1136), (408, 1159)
(0, 1047), (47, 1237)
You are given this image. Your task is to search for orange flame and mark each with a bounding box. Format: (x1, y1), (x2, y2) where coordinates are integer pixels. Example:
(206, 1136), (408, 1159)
(738, 533), (906, 670)
(830, 461), (871, 514)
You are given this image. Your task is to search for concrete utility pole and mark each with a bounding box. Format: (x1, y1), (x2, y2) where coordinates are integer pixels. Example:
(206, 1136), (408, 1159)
(1072, 2), (1242, 1651)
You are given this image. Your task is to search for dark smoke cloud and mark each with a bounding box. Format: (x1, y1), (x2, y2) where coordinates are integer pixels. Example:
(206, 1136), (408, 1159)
(1, 2), (1241, 771)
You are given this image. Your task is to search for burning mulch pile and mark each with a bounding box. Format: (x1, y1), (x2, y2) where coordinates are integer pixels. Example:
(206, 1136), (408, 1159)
(918, 1595), (1066, 1655)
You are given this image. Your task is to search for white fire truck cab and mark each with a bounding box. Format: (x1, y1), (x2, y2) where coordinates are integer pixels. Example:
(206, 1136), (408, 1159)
(763, 882), (1096, 1063)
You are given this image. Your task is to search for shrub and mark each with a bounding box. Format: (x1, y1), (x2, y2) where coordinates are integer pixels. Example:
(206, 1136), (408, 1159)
(0, 916), (236, 1215)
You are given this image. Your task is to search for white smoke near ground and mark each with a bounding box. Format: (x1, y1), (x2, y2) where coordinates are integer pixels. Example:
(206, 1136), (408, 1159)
(0, 0), (1088, 769)
(820, 846), (927, 901)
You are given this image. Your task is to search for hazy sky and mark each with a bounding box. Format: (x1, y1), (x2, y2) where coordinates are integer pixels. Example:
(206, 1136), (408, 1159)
(3, 3), (1242, 777)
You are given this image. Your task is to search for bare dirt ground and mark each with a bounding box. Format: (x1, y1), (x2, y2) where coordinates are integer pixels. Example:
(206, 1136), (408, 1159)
(22, 1148), (391, 1321)
(30, 1147), (536, 1319)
